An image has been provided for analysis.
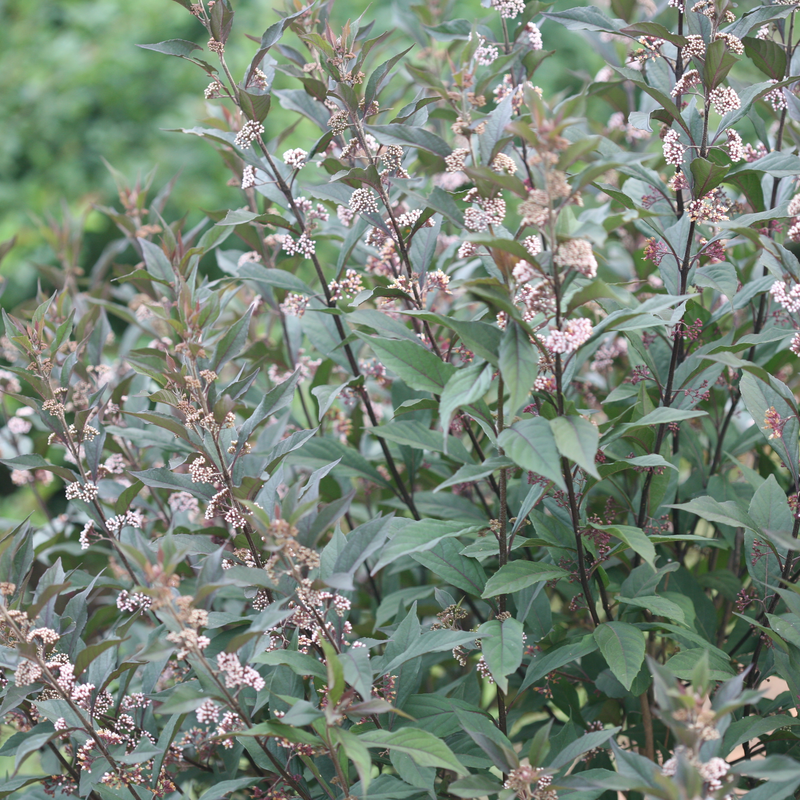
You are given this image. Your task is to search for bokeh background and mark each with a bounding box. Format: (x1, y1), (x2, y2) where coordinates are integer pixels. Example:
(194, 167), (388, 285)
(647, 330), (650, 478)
(0, 0), (603, 307)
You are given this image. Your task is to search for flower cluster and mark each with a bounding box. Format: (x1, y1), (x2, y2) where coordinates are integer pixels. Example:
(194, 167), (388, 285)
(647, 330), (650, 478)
(234, 120), (265, 149)
(544, 318), (594, 355)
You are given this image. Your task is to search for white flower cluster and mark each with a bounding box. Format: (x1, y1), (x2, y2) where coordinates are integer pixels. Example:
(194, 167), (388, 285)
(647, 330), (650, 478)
(545, 318), (594, 354)
(283, 148), (308, 169)
(241, 165), (257, 189)
(217, 652), (266, 691)
(513, 261), (536, 284)
(116, 590), (152, 613)
(445, 148), (469, 173)
(770, 279), (800, 312)
(349, 187), (379, 214)
(670, 68), (701, 97)
(683, 34), (705, 59)
(475, 37), (499, 66)
(105, 510), (144, 534)
(554, 239), (598, 278)
(167, 628), (211, 659)
(766, 80), (788, 111)
(526, 22), (542, 49)
(726, 130), (745, 162)
(280, 292), (309, 318)
(516, 283), (555, 320)
(491, 0), (525, 19)
(709, 86), (741, 115)
(65, 481), (99, 502)
(169, 491), (200, 516)
(524, 235), (542, 256)
(663, 129), (685, 166)
(234, 120), (264, 149)
(282, 232), (316, 258)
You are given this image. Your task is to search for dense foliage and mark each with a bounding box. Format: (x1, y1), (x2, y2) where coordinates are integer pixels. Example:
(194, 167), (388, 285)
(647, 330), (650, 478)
(4, 0), (800, 797)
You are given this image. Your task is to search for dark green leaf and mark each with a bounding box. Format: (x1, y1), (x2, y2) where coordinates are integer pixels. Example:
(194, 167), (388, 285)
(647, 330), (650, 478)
(594, 622), (646, 692)
(483, 561), (569, 598)
(498, 418), (566, 490)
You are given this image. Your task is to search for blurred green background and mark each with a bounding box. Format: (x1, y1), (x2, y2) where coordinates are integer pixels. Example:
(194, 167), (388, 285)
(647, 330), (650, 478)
(0, 0), (603, 306)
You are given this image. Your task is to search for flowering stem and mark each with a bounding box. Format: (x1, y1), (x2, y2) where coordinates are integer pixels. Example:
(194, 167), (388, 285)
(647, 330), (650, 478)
(349, 118), (444, 356)
(496, 374), (508, 738)
(0, 607), (143, 797)
(253, 141), (420, 520)
(554, 354), (601, 628)
(192, 650), (314, 800)
(635, 90), (711, 529)
(213, 47), (419, 519)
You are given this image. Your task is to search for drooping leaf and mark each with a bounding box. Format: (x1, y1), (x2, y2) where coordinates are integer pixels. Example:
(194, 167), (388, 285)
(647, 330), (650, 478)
(550, 415), (600, 479)
(483, 561), (569, 598)
(593, 622), (646, 692)
(357, 728), (469, 776)
(477, 617), (524, 693)
(498, 418), (566, 490)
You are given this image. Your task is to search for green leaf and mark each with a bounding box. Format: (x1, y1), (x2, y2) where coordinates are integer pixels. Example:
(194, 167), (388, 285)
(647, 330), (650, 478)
(690, 157), (730, 197)
(499, 322), (538, 417)
(449, 775), (505, 798)
(740, 370), (800, 486)
(703, 39), (739, 89)
(372, 419), (471, 462)
(0, 777), (50, 799)
(498, 418), (566, 490)
(196, 778), (260, 800)
(477, 618), (524, 693)
(542, 7), (623, 32)
(593, 525), (656, 569)
(520, 635), (598, 691)
(380, 629), (483, 675)
(722, 714), (799, 757)
(668, 496), (756, 532)
(412, 538), (487, 597)
(729, 151), (800, 179)
(130, 467), (216, 502)
(358, 334), (454, 393)
(618, 596), (686, 625)
(482, 561), (569, 598)
(0, 454), (74, 482)
(139, 238), (174, 283)
(550, 416), (600, 479)
(617, 406), (708, 432)
(252, 650), (327, 679)
(619, 22), (689, 47)
(694, 261), (738, 300)
(136, 39), (203, 58)
(548, 726), (621, 769)
(528, 720), (553, 767)
(664, 648), (736, 681)
(373, 520), (481, 572)
(440, 363), (493, 437)
(212, 304), (253, 371)
(435, 456), (514, 492)
(322, 640), (345, 706)
(335, 728), (373, 792)
(743, 36), (786, 80)
(366, 124), (451, 156)
(454, 707), (519, 773)
(357, 728), (469, 776)
(624, 454), (678, 472)
(238, 720), (321, 746)
(365, 46), (414, 107)
(593, 622), (646, 692)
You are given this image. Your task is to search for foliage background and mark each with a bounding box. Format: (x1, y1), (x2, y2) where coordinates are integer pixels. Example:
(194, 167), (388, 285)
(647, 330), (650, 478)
(0, 0), (594, 309)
